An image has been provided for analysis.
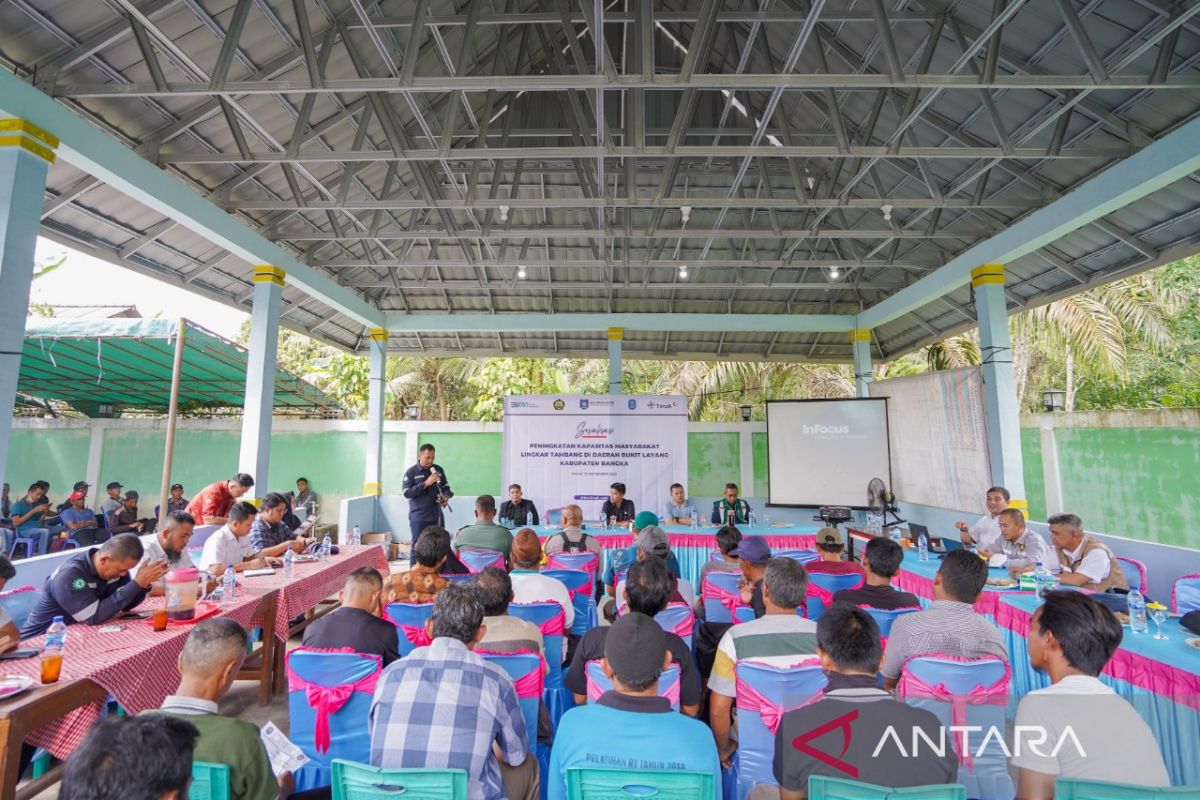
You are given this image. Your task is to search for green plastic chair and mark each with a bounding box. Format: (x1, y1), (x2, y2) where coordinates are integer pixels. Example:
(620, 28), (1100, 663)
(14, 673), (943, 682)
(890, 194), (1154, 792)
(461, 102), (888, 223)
(565, 766), (716, 799)
(331, 758), (468, 800)
(189, 761), (231, 800)
(807, 775), (967, 799)
(1056, 778), (1200, 799)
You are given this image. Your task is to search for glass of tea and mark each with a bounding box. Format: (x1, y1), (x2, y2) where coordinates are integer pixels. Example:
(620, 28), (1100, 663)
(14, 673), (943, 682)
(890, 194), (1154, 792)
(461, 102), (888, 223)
(152, 608), (169, 631)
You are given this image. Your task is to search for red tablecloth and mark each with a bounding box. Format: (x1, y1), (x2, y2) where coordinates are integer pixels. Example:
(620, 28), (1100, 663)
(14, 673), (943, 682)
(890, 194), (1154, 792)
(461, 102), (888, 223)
(239, 544), (390, 641)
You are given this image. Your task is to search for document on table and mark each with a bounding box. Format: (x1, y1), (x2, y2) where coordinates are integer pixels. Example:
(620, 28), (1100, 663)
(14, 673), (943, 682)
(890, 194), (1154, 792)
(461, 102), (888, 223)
(244, 568), (276, 577)
(260, 721), (309, 777)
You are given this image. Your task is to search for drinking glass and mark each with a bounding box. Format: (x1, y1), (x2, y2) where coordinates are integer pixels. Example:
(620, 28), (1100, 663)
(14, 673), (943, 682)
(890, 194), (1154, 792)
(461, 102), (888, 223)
(1151, 607), (1169, 640)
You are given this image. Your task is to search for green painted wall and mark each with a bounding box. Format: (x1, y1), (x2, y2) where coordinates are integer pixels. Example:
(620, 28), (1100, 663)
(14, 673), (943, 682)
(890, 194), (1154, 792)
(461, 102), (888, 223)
(687, 432), (740, 497)
(416, 432), (502, 496)
(1021, 429), (1047, 522)
(5, 428), (90, 497)
(752, 432), (769, 498)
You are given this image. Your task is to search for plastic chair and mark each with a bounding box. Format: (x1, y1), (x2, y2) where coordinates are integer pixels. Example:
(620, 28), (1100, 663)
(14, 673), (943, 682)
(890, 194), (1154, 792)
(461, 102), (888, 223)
(9, 530), (42, 559)
(1173, 573), (1200, 614)
(384, 602), (433, 657)
(545, 550), (598, 579)
(808, 571), (865, 595)
(775, 549), (820, 564)
(543, 568), (598, 636)
(508, 602), (571, 724)
(287, 649), (383, 792)
(0, 587), (40, 630)
(330, 759), (467, 800)
(804, 583), (835, 622)
(477, 650), (547, 789)
(566, 766), (714, 799)
(1116, 556), (1147, 594)
(897, 656), (1012, 800)
(1054, 777), (1200, 798)
(733, 606), (756, 624)
(189, 761), (231, 800)
(653, 602), (696, 649)
(543, 507), (565, 527)
(807, 775), (967, 799)
(459, 550), (506, 573)
(734, 660), (827, 799)
(585, 661), (680, 710)
(701, 571), (745, 623)
(863, 606), (921, 638)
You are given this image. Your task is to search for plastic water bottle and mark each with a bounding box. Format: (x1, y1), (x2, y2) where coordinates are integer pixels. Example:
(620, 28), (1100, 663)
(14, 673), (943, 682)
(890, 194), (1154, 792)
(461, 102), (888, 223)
(890, 527), (903, 543)
(222, 565), (237, 604)
(1127, 589), (1148, 634)
(599, 514), (608, 531)
(283, 548), (295, 581)
(40, 617), (67, 684)
(1033, 562), (1057, 598)
(748, 511), (757, 528)
(690, 512), (698, 531)
(321, 534), (332, 561)
(351, 525), (361, 546)
(918, 533), (930, 561)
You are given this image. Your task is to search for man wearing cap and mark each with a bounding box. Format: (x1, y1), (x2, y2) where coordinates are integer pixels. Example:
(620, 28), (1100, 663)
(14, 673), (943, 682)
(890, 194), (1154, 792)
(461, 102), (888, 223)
(806, 527), (866, 581)
(613, 525), (695, 613)
(509, 529), (575, 632)
(186, 473), (255, 526)
(694, 535), (773, 683)
(549, 612), (720, 800)
(166, 484), (189, 515)
(56, 481), (90, 514)
(602, 513), (681, 597)
(99, 481), (124, 518)
(59, 488), (106, 547)
(109, 491), (156, 535)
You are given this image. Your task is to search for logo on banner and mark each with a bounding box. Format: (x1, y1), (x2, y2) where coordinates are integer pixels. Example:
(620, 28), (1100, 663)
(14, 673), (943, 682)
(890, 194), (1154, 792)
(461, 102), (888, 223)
(628, 399), (637, 410)
(509, 400), (533, 409)
(647, 400), (679, 410)
(579, 399), (589, 409)
(553, 399), (565, 410)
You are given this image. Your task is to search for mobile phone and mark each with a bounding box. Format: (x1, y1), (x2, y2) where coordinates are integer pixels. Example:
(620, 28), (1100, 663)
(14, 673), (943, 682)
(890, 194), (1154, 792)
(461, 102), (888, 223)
(0, 649), (40, 661)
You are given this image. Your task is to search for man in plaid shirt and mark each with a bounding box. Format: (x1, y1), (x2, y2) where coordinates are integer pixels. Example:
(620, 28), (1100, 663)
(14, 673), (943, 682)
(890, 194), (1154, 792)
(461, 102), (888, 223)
(369, 582), (537, 800)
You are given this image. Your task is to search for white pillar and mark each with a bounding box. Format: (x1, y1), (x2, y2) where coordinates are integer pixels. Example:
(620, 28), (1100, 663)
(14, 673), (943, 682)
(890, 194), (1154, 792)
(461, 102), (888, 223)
(851, 328), (873, 397)
(238, 265), (284, 494)
(1039, 424), (1065, 518)
(973, 264), (1028, 516)
(608, 326), (623, 395)
(0, 120), (57, 490)
(364, 327), (387, 496)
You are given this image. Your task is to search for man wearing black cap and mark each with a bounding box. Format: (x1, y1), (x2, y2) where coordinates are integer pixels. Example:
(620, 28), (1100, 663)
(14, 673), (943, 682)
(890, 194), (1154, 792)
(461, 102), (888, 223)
(109, 491), (155, 535)
(166, 484), (189, 515)
(99, 481), (124, 518)
(694, 535), (773, 684)
(549, 612), (720, 800)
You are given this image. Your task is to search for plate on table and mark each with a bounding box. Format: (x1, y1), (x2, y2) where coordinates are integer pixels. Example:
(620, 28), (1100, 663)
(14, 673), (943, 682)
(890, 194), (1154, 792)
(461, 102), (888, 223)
(0, 675), (36, 701)
(986, 577), (1017, 588)
(293, 554), (320, 563)
(144, 601), (221, 627)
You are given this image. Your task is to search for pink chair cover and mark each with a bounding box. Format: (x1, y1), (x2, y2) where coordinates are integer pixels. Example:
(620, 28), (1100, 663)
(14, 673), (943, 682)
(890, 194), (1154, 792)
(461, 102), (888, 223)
(462, 551), (506, 573)
(803, 583), (834, 618)
(585, 663), (682, 707)
(0, 585), (36, 597)
(286, 648), (382, 754)
(660, 602), (695, 638)
(897, 655), (1010, 768)
(397, 624), (432, 648)
(518, 603), (567, 636)
(546, 552), (598, 576)
(475, 649), (546, 698)
(702, 577), (746, 617)
(734, 661), (823, 735)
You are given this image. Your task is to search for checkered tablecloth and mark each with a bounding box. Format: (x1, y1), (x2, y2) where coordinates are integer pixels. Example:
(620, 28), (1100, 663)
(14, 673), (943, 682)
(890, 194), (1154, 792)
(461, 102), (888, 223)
(237, 544), (390, 641)
(5, 591), (265, 759)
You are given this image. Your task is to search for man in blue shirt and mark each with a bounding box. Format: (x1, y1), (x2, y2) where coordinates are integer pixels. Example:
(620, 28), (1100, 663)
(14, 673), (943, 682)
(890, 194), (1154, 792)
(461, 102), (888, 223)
(9, 483), (52, 557)
(59, 489), (106, 547)
(549, 612), (720, 800)
(661, 483), (698, 525)
(401, 443), (453, 549)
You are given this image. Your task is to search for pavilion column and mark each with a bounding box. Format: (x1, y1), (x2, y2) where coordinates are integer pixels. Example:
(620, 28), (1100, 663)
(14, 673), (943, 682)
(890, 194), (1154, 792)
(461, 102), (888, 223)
(0, 120), (57, 490)
(608, 327), (623, 395)
(973, 264), (1028, 516)
(363, 328), (387, 496)
(851, 328), (873, 398)
(238, 265), (284, 494)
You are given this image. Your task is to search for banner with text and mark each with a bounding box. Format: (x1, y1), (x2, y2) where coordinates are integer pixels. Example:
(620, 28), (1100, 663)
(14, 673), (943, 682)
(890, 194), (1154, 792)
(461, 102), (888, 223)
(503, 395), (689, 522)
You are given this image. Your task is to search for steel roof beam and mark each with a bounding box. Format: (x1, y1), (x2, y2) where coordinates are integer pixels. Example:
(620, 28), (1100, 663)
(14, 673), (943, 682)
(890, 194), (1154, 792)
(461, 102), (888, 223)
(227, 196), (1041, 211)
(383, 312), (855, 333)
(274, 227), (994, 241)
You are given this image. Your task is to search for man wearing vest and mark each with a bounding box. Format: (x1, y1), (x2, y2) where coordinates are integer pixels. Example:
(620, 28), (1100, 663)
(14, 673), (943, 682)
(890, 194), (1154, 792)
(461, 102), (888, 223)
(1047, 512), (1128, 593)
(542, 504), (600, 556)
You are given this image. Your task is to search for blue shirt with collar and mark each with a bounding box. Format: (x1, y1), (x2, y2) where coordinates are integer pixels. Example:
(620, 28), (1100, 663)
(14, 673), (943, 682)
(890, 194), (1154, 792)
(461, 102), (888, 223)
(21, 548), (149, 638)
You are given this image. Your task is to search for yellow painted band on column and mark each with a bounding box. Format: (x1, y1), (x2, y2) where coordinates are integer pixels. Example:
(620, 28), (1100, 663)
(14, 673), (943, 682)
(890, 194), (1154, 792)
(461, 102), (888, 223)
(0, 136), (56, 164)
(1009, 498), (1029, 519)
(252, 265), (286, 286)
(0, 119), (59, 148)
(369, 328), (388, 342)
(607, 327), (624, 341)
(849, 329), (871, 343)
(363, 482), (382, 496)
(970, 264), (1005, 288)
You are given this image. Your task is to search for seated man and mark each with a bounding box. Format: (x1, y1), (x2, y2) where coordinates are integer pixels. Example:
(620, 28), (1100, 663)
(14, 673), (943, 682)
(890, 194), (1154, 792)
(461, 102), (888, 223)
(135, 511), (208, 596)
(291, 477), (317, 516)
(166, 483), (189, 514)
(550, 613), (720, 800)
(249, 492), (314, 558)
(881, 549), (1007, 690)
(771, 605), (957, 799)
(59, 488), (106, 547)
(805, 527), (866, 580)
(604, 516), (682, 597)
(98, 481), (124, 518)
(711, 482), (751, 525)
(698, 525), (743, 592)
(661, 482), (698, 525)
(1047, 512), (1129, 592)
(981, 508), (1052, 574)
(56, 481), (89, 514)
(1013, 591), (1169, 796)
(157, 618), (291, 800)
(542, 504), (600, 556)
(369, 583), (536, 800)
(199, 501), (278, 576)
(831, 536), (920, 609)
(499, 484), (539, 527)
(21, 533), (167, 638)
(567, 556), (702, 716)
(108, 490), (156, 535)
(186, 473), (255, 526)
(473, 566), (545, 663)
(9, 482), (52, 557)
(385, 525), (451, 604)
(955, 485), (1009, 550)
(710, 558), (819, 767)
(695, 536), (771, 683)
(600, 482), (636, 527)
(509, 529), (575, 630)
(0, 555), (19, 654)
(60, 714), (199, 800)
(614, 526), (694, 612)
(303, 567), (400, 667)
(455, 494), (515, 564)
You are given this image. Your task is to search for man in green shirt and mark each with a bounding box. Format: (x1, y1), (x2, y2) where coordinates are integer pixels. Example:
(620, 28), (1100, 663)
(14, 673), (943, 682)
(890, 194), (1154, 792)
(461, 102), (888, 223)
(454, 494), (514, 565)
(157, 618), (292, 800)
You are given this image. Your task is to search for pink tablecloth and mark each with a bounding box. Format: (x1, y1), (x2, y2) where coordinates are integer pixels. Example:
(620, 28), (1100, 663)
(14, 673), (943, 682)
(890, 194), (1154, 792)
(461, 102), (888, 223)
(239, 544), (390, 641)
(891, 564), (1026, 617)
(561, 532), (817, 550)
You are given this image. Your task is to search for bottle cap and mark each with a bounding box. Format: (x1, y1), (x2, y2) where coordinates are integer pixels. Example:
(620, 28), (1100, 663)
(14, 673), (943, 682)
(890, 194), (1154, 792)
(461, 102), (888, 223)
(52, 615), (63, 623)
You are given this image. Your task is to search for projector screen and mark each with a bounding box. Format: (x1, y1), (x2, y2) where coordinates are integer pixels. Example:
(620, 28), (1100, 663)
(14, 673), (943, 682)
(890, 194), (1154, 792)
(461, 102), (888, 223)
(766, 399), (891, 508)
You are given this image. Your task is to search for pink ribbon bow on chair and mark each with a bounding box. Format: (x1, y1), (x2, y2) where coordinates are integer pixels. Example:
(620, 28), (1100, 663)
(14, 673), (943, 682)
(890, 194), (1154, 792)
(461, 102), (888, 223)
(897, 663), (1010, 768)
(287, 651), (381, 754)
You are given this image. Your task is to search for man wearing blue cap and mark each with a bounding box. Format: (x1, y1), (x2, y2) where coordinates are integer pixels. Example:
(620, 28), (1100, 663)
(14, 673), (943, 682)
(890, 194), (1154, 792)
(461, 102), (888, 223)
(694, 535), (774, 685)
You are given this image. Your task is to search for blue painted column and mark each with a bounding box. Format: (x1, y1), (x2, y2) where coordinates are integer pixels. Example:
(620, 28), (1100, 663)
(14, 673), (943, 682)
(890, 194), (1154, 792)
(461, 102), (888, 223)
(973, 264), (1027, 516)
(851, 328), (873, 397)
(608, 327), (623, 395)
(238, 265), (284, 493)
(0, 120), (57, 491)
(363, 328), (387, 496)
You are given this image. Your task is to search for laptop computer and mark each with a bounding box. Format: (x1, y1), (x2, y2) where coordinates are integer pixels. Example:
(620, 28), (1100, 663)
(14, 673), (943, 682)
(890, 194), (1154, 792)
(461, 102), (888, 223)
(906, 522), (948, 552)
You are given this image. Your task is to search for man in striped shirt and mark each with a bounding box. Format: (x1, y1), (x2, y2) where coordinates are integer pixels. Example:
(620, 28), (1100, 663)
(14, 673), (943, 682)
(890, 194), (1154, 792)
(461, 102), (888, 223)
(709, 558), (819, 769)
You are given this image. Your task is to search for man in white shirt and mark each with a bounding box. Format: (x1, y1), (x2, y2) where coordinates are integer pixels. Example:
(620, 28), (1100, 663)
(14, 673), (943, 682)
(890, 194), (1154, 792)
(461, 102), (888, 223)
(1013, 590), (1168, 796)
(980, 508), (1052, 574)
(199, 501), (278, 576)
(135, 511), (204, 596)
(955, 485), (1009, 549)
(1046, 512), (1128, 593)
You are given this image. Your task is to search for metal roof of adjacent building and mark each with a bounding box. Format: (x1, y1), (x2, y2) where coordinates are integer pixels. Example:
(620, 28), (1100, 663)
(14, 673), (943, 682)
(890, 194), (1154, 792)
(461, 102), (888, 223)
(1, 0), (1198, 362)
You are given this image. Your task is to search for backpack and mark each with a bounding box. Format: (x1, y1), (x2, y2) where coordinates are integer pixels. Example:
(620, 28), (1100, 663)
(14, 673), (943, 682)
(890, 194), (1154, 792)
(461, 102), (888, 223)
(556, 531), (592, 554)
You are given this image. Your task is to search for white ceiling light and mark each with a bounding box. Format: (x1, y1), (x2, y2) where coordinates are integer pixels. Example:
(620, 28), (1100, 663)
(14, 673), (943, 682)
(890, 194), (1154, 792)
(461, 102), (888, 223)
(680, 205), (692, 224)
(829, 267), (841, 280)
(517, 266), (526, 279)
(679, 265), (689, 278)
(881, 204), (893, 222)
(499, 204), (510, 222)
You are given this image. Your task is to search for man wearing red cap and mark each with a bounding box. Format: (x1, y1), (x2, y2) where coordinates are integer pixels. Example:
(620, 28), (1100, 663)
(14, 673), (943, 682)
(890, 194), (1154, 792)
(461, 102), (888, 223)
(59, 489), (106, 546)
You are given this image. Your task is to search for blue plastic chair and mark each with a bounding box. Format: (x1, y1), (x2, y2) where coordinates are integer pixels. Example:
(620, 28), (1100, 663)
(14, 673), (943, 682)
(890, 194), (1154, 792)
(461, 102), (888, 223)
(1172, 573), (1200, 614)
(189, 761), (231, 800)
(330, 759), (467, 800)
(701, 571), (743, 623)
(9, 529), (43, 559)
(0, 588), (40, 630)
(543, 507), (565, 527)
(287, 649), (381, 792)
(654, 603), (695, 649)
(459, 550), (506, 573)
(1116, 556), (1147, 595)
(477, 650), (548, 795)
(384, 602), (433, 657)
(1054, 777), (1200, 798)
(585, 661), (680, 710)
(898, 656), (1012, 800)
(543, 568), (598, 636)
(808, 571), (865, 595)
(775, 549), (820, 564)
(545, 551), (599, 579)
(443, 573), (473, 583)
(807, 775), (967, 799)
(863, 606), (921, 638)
(566, 766), (715, 799)
(508, 601), (571, 725)
(732, 606), (756, 624)
(732, 660), (827, 800)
